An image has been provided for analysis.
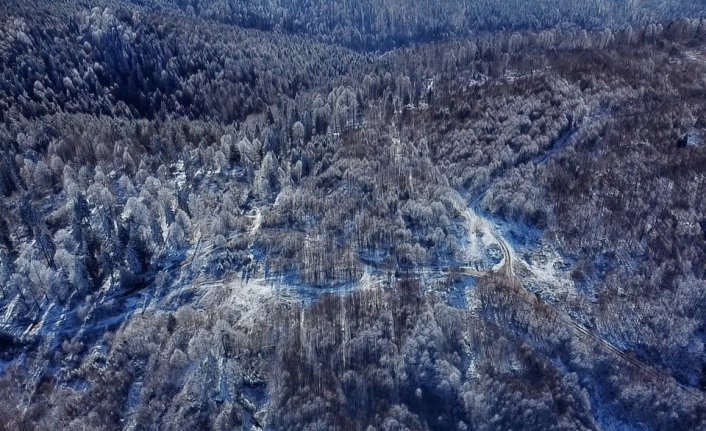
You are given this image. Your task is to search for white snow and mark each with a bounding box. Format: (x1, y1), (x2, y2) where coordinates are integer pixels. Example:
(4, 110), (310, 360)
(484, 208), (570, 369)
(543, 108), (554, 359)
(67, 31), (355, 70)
(458, 204), (508, 273)
(194, 276), (296, 328)
(357, 266), (386, 291)
(518, 244), (577, 302)
(249, 208), (262, 236)
(456, 198), (577, 304)
(173, 160), (186, 188)
(22, 303), (55, 338)
(1, 296), (20, 327)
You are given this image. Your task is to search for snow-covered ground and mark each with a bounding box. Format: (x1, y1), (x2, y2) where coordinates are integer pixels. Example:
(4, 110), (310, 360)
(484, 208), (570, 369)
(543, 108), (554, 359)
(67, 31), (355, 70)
(459, 206), (507, 273)
(249, 208), (262, 236)
(458, 198), (578, 308)
(194, 276), (295, 328)
(518, 243), (577, 303)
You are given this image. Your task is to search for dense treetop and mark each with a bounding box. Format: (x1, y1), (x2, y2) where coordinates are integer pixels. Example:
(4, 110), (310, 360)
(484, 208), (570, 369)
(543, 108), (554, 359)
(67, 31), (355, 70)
(0, 1), (705, 430)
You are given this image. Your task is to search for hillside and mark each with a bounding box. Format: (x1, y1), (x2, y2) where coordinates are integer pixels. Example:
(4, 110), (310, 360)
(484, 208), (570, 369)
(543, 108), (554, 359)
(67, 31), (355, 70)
(0, 1), (705, 430)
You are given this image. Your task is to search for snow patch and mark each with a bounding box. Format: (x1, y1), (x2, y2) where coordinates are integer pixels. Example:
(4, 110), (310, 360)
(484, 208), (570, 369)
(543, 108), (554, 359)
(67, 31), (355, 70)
(195, 277), (295, 328)
(520, 244), (576, 301)
(492, 215), (578, 303)
(358, 266), (386, 291)
(249, 208), (262, 236)
(459, 206), (507, 273)
(173, 160), (186, 188)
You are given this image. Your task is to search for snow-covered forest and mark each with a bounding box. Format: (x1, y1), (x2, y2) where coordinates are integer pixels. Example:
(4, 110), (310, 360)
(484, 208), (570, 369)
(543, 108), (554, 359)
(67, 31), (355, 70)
(0, 1), (705, 429)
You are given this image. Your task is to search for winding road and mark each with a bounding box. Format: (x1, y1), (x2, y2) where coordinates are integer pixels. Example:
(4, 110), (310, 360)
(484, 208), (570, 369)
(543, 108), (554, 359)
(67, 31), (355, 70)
(457, 222), (514, 278)
(459, 209), (697, 392)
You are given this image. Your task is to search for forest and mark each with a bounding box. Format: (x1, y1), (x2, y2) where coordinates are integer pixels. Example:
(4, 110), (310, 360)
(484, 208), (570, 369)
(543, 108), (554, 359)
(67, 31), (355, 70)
(0, 0), (705, 430)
